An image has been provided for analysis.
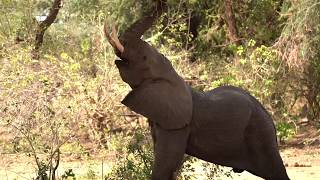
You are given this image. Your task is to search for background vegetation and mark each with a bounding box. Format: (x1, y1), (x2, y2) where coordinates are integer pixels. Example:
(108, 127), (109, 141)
(0, 0), (319, 179)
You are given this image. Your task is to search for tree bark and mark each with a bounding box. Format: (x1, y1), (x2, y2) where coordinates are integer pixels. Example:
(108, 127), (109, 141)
(224, 0), (241, 45)
(33, 0), (62, 59)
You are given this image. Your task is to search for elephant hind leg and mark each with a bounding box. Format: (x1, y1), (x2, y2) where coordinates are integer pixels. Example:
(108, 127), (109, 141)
(247, 149), (290, 180)
(245, 136), (290, 180)
(265, 150), (290, 180)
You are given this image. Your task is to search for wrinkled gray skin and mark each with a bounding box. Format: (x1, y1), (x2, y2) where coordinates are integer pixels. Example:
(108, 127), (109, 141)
(109, 3), (290, 180)
(116, 43), (290, 180)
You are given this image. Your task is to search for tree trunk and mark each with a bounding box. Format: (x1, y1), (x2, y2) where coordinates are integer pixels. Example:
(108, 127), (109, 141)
(224, 0), (241, 45)
(224, 0), (241, 64)
(32, 0), (62, 59)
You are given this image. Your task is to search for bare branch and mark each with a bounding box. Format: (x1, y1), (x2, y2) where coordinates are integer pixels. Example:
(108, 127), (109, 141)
(10, 123), (41, 169)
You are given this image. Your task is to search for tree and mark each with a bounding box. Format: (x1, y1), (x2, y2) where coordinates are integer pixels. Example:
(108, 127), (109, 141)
(276, 0), (320, 120)
(33, 0), (62, 59)
(223, 0), (241, 45)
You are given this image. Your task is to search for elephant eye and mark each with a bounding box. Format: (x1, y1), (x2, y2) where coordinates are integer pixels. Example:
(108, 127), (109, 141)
(143, 55), (147, 60)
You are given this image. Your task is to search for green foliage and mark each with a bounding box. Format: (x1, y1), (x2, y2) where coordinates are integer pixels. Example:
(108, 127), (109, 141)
(236, 0), (284, 44)
(107, 130), (153, 180)
(62, 169), (76, 180)
(203, 42), (282, 99)
(276, 122), (296, 142)
(86, 167), (97, 180)
(179, 156), (233, 180)
(276, 0), (320, 120)
(1, 0), (320, 179)
(170, 0), (285, 59)
(0, 16), (126, 177)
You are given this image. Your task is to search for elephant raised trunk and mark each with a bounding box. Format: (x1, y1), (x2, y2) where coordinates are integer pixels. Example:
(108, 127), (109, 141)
(121, 0), (167, 40)
(104, 0), (166, 55)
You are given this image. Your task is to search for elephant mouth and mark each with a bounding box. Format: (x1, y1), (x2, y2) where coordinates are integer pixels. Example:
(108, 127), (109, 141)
(115, 59), (129, 67)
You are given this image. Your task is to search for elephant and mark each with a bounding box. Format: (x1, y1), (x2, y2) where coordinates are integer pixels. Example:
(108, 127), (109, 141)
(104, 1), (290, 180)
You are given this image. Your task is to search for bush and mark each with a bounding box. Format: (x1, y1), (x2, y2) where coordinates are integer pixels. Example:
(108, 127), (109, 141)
(107, 129), (233, 179)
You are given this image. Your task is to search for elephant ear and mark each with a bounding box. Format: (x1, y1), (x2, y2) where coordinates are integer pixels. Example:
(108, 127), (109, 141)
(121, 80), (192, 130)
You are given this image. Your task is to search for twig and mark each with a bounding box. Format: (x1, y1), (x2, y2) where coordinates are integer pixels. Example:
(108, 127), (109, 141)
(9, 123), (41, 169)
(51, 150), (60, 180)
(101, 160), (104, 180)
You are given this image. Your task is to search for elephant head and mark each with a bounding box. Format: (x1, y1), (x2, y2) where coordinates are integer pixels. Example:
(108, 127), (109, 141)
(104, 1), (192, 130)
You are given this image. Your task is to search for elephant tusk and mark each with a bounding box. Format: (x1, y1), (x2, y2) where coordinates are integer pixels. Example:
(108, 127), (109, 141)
(104, 19), (124, 53)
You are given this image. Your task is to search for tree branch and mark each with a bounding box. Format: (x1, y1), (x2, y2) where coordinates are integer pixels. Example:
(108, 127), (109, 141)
(224, 0), (241, 45)
(33, 0), (62, 59)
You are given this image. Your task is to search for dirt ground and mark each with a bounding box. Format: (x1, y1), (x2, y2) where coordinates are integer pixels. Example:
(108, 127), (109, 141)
(1, 124), (319, 180)
(1, 147), (319, 180)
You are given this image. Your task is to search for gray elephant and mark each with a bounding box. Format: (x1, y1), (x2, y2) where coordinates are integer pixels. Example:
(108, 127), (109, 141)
(104, 2), (290, 180)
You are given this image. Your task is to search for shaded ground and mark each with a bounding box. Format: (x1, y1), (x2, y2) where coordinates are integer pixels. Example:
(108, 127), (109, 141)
(1, 124), (319, 179)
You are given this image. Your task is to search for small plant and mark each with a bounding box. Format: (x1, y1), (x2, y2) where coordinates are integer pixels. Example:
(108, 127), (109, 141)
(276, 122), (296, 142)
(61, 169), (76, 180)
(86, 168), (97, 180)
(107, 129), (234, 179)
(178, 156), (233, 180)
(106, 129), (153, 180)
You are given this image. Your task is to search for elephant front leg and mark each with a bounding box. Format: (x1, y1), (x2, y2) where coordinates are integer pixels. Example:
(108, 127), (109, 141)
(151, 125), (190, 180)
